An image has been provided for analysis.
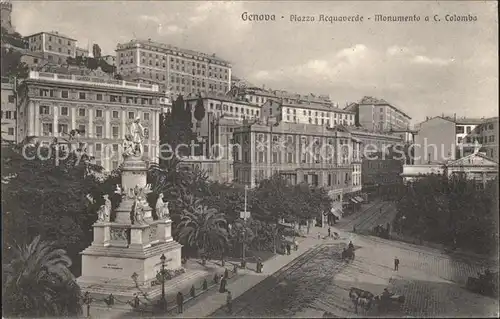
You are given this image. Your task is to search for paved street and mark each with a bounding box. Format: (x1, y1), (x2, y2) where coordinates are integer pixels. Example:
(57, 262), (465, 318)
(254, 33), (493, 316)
(205, 202), (498, 318)
(83, 201), (499, 318)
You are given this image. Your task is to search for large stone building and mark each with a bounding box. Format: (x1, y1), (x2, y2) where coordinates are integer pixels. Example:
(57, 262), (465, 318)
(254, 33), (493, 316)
(17, 71), (164, 170)
(232, 122), (363, 203)
(345, 96), (412, 132)
(25, 31), (77, 65)
(1, 77), (16, 143)
(115, 39), (231, 96)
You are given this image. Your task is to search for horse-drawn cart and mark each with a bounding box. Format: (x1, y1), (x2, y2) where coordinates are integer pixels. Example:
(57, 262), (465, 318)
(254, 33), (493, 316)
(342, 246), (355, 261)
(349, 287), (405, 315)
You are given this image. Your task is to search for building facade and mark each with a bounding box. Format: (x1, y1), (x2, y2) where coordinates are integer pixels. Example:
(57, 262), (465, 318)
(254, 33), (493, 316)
(414, 115), (498, 165)
(477, 117), (499, 162)
(76, 47), (89, 58)
(413, 116), (457, 165)
(349, 128), (405, 157)
(346, 96), (411, 132)
(232, 123), (362, 204)
(1, 77), (16, 143)
(17, 71), (164, 170)
(115, 39), (231, 96)
(401, 152), (498, 187)
(25, 31), (77, 64)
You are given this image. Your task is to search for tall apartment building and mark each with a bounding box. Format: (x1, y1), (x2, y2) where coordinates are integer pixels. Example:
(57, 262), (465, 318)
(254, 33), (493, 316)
(115, 39), (231, 96)
(345, 96), (411, 132)
(25, 31), (77, 64)
(232, 122), (362, 199)
(17, 71), (164, 170)
(1, 77), (16, 143)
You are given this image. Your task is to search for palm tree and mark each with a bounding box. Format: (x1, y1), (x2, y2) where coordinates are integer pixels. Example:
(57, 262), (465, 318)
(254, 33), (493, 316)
(2, 235), (83, 317)
(177, 202), (228, 264)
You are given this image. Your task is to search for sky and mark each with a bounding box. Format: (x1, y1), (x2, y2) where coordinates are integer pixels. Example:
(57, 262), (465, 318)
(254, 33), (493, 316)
(11, 1), (499, 124)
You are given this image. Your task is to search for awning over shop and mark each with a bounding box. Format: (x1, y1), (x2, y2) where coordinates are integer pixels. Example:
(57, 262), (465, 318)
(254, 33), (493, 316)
(350, 198), (359, 203)
(355, 196), (364, 202)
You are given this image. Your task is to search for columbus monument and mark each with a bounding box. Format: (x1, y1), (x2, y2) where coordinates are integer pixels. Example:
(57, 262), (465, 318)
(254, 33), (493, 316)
(77, 119), (182, 296)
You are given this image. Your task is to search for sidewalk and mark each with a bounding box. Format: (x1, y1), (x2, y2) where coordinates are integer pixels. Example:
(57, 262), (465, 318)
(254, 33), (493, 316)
(175, 227), (332, 318)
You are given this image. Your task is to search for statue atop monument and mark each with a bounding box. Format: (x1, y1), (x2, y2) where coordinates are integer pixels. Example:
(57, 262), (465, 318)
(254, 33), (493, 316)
(96, 194), (111, 222)
(155, 193), (170, 220)
(122, 135), (136, 158)
(128, 117), (145, 156)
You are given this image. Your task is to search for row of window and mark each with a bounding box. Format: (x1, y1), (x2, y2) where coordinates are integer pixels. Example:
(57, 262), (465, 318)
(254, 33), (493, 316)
(40, 122), (150, 139)
(458, 135), (496, 144)
(119, 50), (229, 71)
(208, 103), (260, 116)
(37, 89), (154, 105)
(1, 110), (17, 119)
(38, 105), (151, 121)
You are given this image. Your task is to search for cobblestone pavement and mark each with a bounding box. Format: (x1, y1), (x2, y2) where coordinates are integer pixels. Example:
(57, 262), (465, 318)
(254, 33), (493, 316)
(209, 243), (350, 318)
(209, 231), (499, 318)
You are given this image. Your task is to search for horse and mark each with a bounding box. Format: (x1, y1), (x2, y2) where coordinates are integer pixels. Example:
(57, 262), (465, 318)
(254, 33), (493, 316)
(349, 288), (374, 313)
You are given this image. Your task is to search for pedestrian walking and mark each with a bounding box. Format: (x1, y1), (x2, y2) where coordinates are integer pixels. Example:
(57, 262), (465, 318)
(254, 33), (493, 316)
(226, 291), (233, 313)
(394, 257), (399, 271)
(317, 232), (321, 240)
(286, 243), (291, 255)
(256, 257), (262, 273)
(224, 268), (229, 279)
(219, 275), (227, 293)
(176, 291), (184, 313)
(328, 227), (331, 237)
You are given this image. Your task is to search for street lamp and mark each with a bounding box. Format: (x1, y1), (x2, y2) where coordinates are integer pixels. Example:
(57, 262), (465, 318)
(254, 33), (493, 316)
(159, 253), (167, 310)
(240, 185), (251, 268)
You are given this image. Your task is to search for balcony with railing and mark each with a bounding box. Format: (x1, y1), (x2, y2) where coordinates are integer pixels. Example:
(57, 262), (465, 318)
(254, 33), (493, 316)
(28, 71), (159, 92)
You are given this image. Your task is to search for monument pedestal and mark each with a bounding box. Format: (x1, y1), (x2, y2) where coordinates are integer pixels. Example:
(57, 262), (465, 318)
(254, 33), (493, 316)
(78, 155), (183, 296)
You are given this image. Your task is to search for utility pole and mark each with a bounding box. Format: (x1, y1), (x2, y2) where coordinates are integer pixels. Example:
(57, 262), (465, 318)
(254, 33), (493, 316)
(240, 185), (251, 268)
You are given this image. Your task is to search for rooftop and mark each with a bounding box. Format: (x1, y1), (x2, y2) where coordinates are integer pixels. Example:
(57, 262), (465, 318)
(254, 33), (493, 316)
(25, 31), (76, 41)
(26, 71), (160, 92)
(357, 96), (412, 119)
(282, 101), (354, 113)
(421, 115), (496, 126)
(184, 91), (257, 106)
(116, 39), (231, 65)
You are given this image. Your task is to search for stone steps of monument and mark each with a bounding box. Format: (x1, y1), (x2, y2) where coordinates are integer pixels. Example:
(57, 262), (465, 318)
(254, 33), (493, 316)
(82, 240), (181, 259)
(83, 269), (207, 300)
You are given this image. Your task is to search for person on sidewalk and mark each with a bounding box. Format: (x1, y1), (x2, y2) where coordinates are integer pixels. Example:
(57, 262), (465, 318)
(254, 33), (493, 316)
(224, 268), (229, 279)
(286, 243), (291, 255)
(328, 227), (331, 238)
(394, 257), (399, 271)
(176, 291), (184, 314)
(226, 290), (233, 313)
(348, 241), (354, 251)
(219, 274), (227, 293)
(256, 257), (262, 273)
(317, 232), (321, 240)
